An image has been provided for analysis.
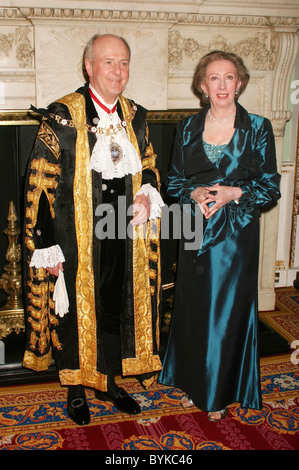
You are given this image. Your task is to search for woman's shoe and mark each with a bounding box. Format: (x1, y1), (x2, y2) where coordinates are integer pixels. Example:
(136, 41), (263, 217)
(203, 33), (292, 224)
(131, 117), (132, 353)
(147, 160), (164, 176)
(207, 407), (228, 422)
(180, 395), (194, 409)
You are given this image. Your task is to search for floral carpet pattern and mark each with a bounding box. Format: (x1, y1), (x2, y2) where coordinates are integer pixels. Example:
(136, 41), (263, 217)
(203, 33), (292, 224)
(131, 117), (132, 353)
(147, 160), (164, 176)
(0, 355), (298, 450)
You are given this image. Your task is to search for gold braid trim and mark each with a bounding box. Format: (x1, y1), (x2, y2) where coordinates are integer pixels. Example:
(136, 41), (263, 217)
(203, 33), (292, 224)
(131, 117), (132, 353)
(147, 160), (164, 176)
(143, 129), (162, 358)
(23, 273), (58, 369)
(23, 349), (52, 372)
(143, 141), (161, 188)
(118, 95), (162, 377)
(59, 369), (82, 386)
(25, 156), (60, 254)
(148, 216), (161, 351)
(57, 93), (107, 391)
(38, 120), (60, 160)
(23, 120), (62, 371)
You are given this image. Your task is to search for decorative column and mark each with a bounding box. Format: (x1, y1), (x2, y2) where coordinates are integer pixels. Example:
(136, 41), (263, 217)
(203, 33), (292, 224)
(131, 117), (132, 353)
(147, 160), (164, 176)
(258, 30), (299, 310)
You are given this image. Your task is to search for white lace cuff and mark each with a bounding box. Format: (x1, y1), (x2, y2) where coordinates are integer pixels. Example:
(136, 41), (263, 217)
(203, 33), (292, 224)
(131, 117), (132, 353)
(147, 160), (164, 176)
(29, 245), (65, 269)
(136, 183), (165, 220)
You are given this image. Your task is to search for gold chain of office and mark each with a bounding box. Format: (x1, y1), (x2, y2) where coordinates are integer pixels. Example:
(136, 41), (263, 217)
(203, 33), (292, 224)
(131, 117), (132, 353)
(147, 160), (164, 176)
(48, 103), (137, 137)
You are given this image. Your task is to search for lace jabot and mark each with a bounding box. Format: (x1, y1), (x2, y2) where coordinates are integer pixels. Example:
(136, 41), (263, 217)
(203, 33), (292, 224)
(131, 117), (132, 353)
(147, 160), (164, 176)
(88, 86), (142, 180)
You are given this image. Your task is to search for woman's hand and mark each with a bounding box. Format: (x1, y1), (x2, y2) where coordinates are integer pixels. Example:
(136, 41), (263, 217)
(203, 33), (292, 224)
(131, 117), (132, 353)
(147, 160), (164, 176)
(191, 184), (242, 219)
(191, 187), (216, 217)
(204, 183), (242, 219)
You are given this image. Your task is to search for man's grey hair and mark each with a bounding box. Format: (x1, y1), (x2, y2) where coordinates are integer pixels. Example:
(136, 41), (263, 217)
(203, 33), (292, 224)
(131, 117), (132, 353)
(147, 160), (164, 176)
(83, 34), (131, 69)
(82, 33), (131, 81)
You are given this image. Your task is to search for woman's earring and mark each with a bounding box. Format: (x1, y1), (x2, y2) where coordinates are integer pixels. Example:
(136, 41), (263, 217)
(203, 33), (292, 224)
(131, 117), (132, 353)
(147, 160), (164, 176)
(235, 89), (240, 96)
(204, 92), (209, 99)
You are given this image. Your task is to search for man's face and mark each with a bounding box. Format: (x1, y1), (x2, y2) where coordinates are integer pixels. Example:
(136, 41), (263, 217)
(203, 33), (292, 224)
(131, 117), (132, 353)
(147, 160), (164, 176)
(85, 35), (130, 104)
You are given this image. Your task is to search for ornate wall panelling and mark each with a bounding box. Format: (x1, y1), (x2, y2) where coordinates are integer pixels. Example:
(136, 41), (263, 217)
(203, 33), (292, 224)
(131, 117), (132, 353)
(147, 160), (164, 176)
(0, 1), (299, 311)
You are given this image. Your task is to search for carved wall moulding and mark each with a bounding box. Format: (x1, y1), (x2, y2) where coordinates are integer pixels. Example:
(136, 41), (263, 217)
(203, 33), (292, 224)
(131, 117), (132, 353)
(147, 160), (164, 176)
(0, 72), (35, 83)
(169, 30), (274, 71)
(271, 110), (293, 137)
(0, 8), (298, 29)
(0, 26), (34, 69)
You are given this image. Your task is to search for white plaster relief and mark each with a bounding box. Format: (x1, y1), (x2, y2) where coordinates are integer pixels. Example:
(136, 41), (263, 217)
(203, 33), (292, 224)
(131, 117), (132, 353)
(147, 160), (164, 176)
(0, 25), (34, 68)
(35, 25), (168, 109)
(168, 29), (273, 71)
(0, 25), (34, 109)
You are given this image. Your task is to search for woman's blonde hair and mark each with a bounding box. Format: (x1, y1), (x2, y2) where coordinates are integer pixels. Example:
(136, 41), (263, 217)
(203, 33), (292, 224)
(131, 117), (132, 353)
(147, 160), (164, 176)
(191, 50), (250, 106)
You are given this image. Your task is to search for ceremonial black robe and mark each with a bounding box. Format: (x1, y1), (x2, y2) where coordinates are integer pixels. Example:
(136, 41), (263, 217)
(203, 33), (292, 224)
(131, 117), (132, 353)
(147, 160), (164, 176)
(23, 85), (162, 390)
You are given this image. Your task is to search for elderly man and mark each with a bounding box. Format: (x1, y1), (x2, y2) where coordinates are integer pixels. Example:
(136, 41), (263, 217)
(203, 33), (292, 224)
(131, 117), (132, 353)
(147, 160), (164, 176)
(23, 34), (163, 425)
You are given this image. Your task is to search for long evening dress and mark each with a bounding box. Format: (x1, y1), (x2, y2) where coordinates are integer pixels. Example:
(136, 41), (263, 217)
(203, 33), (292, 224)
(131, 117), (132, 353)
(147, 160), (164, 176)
(159, 102), (281, 412)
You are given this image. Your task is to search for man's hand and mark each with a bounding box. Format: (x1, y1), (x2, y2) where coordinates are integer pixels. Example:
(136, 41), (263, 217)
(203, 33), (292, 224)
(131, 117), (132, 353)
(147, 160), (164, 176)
(130, 194), (151, 225)
(46, 261), (64, 277)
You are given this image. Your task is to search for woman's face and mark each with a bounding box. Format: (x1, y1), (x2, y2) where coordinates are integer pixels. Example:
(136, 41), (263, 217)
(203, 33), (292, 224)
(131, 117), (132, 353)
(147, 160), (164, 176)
(201, 59), (242, 110)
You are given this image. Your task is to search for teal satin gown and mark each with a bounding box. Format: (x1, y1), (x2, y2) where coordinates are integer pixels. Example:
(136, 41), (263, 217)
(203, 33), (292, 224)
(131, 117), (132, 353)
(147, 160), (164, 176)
(159, 102), (281, 412)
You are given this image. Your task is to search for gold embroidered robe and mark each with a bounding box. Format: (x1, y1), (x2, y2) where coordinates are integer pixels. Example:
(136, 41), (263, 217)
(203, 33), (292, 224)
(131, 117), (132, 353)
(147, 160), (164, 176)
(23, 86), (162, 390)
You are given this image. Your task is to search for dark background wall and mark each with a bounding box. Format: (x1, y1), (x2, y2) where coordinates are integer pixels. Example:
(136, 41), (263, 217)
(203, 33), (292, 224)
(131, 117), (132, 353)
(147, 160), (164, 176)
(0, 125), (39, 306)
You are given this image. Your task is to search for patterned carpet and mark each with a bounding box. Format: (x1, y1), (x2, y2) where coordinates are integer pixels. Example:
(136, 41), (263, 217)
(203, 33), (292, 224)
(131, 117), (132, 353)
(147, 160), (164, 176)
(0, 287), (298, 451)
(260, 287), (299, 345)
(0, 354), (298, 451)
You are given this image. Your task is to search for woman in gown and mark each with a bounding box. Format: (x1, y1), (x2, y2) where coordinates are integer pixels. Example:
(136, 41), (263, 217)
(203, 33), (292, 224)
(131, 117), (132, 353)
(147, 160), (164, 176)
(159, 51), (281, 421)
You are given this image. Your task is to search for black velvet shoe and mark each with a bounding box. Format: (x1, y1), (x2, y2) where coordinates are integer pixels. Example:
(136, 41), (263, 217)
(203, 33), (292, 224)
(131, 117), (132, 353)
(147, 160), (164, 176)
(67, 396), (90, 426)
(95, 387), (141, 415)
